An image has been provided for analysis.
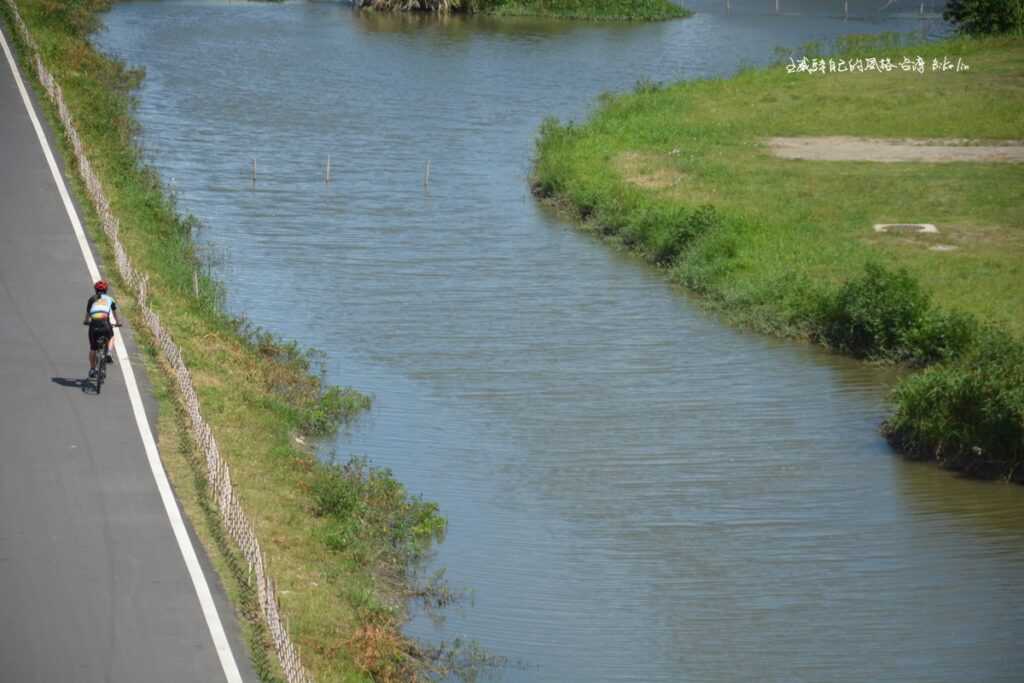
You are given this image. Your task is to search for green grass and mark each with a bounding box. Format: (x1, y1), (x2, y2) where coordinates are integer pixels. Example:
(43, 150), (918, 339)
(360, 0), (690, 21)
(533, 34), (1024, 480)
(3, 0), (450, 679)
(480, 0), (690, 21)
(884, 325), (1024, 480)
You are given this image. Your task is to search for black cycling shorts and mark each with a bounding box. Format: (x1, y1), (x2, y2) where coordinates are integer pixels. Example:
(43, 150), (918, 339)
(88, 319), (114, 351)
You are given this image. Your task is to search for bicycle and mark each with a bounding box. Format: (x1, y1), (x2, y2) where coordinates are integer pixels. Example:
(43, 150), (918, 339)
(85, 321), (121, 394)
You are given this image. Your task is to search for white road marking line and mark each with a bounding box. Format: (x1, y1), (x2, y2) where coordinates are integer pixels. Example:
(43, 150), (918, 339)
(1, 25), (244, 683)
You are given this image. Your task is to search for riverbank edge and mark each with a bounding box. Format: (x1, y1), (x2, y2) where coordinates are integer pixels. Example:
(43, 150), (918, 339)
(531, 37), (1024, 483)
(357, 0), (691, 22)
(481, 0), (691, 21)
(2, 1), (448, 680)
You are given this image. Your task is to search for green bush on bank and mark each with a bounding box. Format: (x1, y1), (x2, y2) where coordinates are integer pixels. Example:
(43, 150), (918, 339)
(944, 0), (1024, 36)
(233, 321), (373, 437)
(312, 457), (445, 564)
(309, 457), (448, 680)
(884, 328), (1024, 481)
(815, 262), (977, 365)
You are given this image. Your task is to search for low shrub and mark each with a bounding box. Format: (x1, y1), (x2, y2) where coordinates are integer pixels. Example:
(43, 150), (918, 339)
(903, 308), (978, 366)
(311, 464), (364, 518)
(32, 0), (111, 35)
(670, 228), (740, 296)
(944, 0), (1024, 36)
(884, 327), (1024, 480)
(650, 205), (720, 264)
(815, 262), (932, 361)
(814, 262), (980, 365)
(312, 457), (446, 566)
(299, 386), (372, 437)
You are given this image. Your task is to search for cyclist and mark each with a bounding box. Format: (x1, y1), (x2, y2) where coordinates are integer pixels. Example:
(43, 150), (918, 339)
(84, 279), (119, 378)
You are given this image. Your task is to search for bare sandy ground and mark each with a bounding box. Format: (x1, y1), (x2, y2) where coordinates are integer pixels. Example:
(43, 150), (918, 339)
(766, 136), (1024, 163)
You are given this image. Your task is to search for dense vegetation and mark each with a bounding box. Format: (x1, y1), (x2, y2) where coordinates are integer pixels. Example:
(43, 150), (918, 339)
(944, 0), (1024, 36)
(533, 34), (1024, 481)
(2, 0), (460, 680)
(356, 0), (690, 21)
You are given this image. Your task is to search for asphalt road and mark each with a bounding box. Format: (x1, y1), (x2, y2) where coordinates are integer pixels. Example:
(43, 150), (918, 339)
(0, 21), (256, 683)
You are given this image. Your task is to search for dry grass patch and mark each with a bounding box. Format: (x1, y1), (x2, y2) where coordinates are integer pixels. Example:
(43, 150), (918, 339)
(615, 151), (684, 189)
(766, 136), (1024, 163)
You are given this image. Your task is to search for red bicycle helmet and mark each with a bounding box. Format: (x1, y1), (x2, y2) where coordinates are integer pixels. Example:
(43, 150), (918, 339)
(94, 280), (109, 292)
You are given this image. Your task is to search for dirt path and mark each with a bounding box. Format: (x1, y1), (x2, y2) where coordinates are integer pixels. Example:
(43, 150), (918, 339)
(766, 136), (1024, 163)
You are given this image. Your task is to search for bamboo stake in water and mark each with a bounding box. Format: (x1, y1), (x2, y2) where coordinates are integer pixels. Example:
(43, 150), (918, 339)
(776, 0), (780, 13)
(424, 160), (431, 188)
(325, 154), (331, 184)
(251, 159), (256, 188)
(844, 0), (849, 19)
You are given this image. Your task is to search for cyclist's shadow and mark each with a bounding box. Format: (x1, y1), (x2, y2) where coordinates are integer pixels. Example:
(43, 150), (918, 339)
(51, 376), (97, 394)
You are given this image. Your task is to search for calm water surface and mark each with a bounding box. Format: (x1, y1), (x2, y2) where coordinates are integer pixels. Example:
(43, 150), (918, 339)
(95, 2), (1024, 681)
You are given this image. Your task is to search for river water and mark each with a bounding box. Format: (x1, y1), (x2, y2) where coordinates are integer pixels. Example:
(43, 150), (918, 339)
(94, 2), (1024, 681)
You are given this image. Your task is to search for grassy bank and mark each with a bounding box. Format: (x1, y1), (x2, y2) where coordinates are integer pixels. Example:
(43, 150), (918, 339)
(533, 34), (1024, 480)
(480, 0), (689, 20)
(358, 0), (690, 21)
(3, 0), (451, 680)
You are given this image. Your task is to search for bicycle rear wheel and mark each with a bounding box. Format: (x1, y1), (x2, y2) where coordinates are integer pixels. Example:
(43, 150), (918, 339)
(95, 342), (107, 394)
